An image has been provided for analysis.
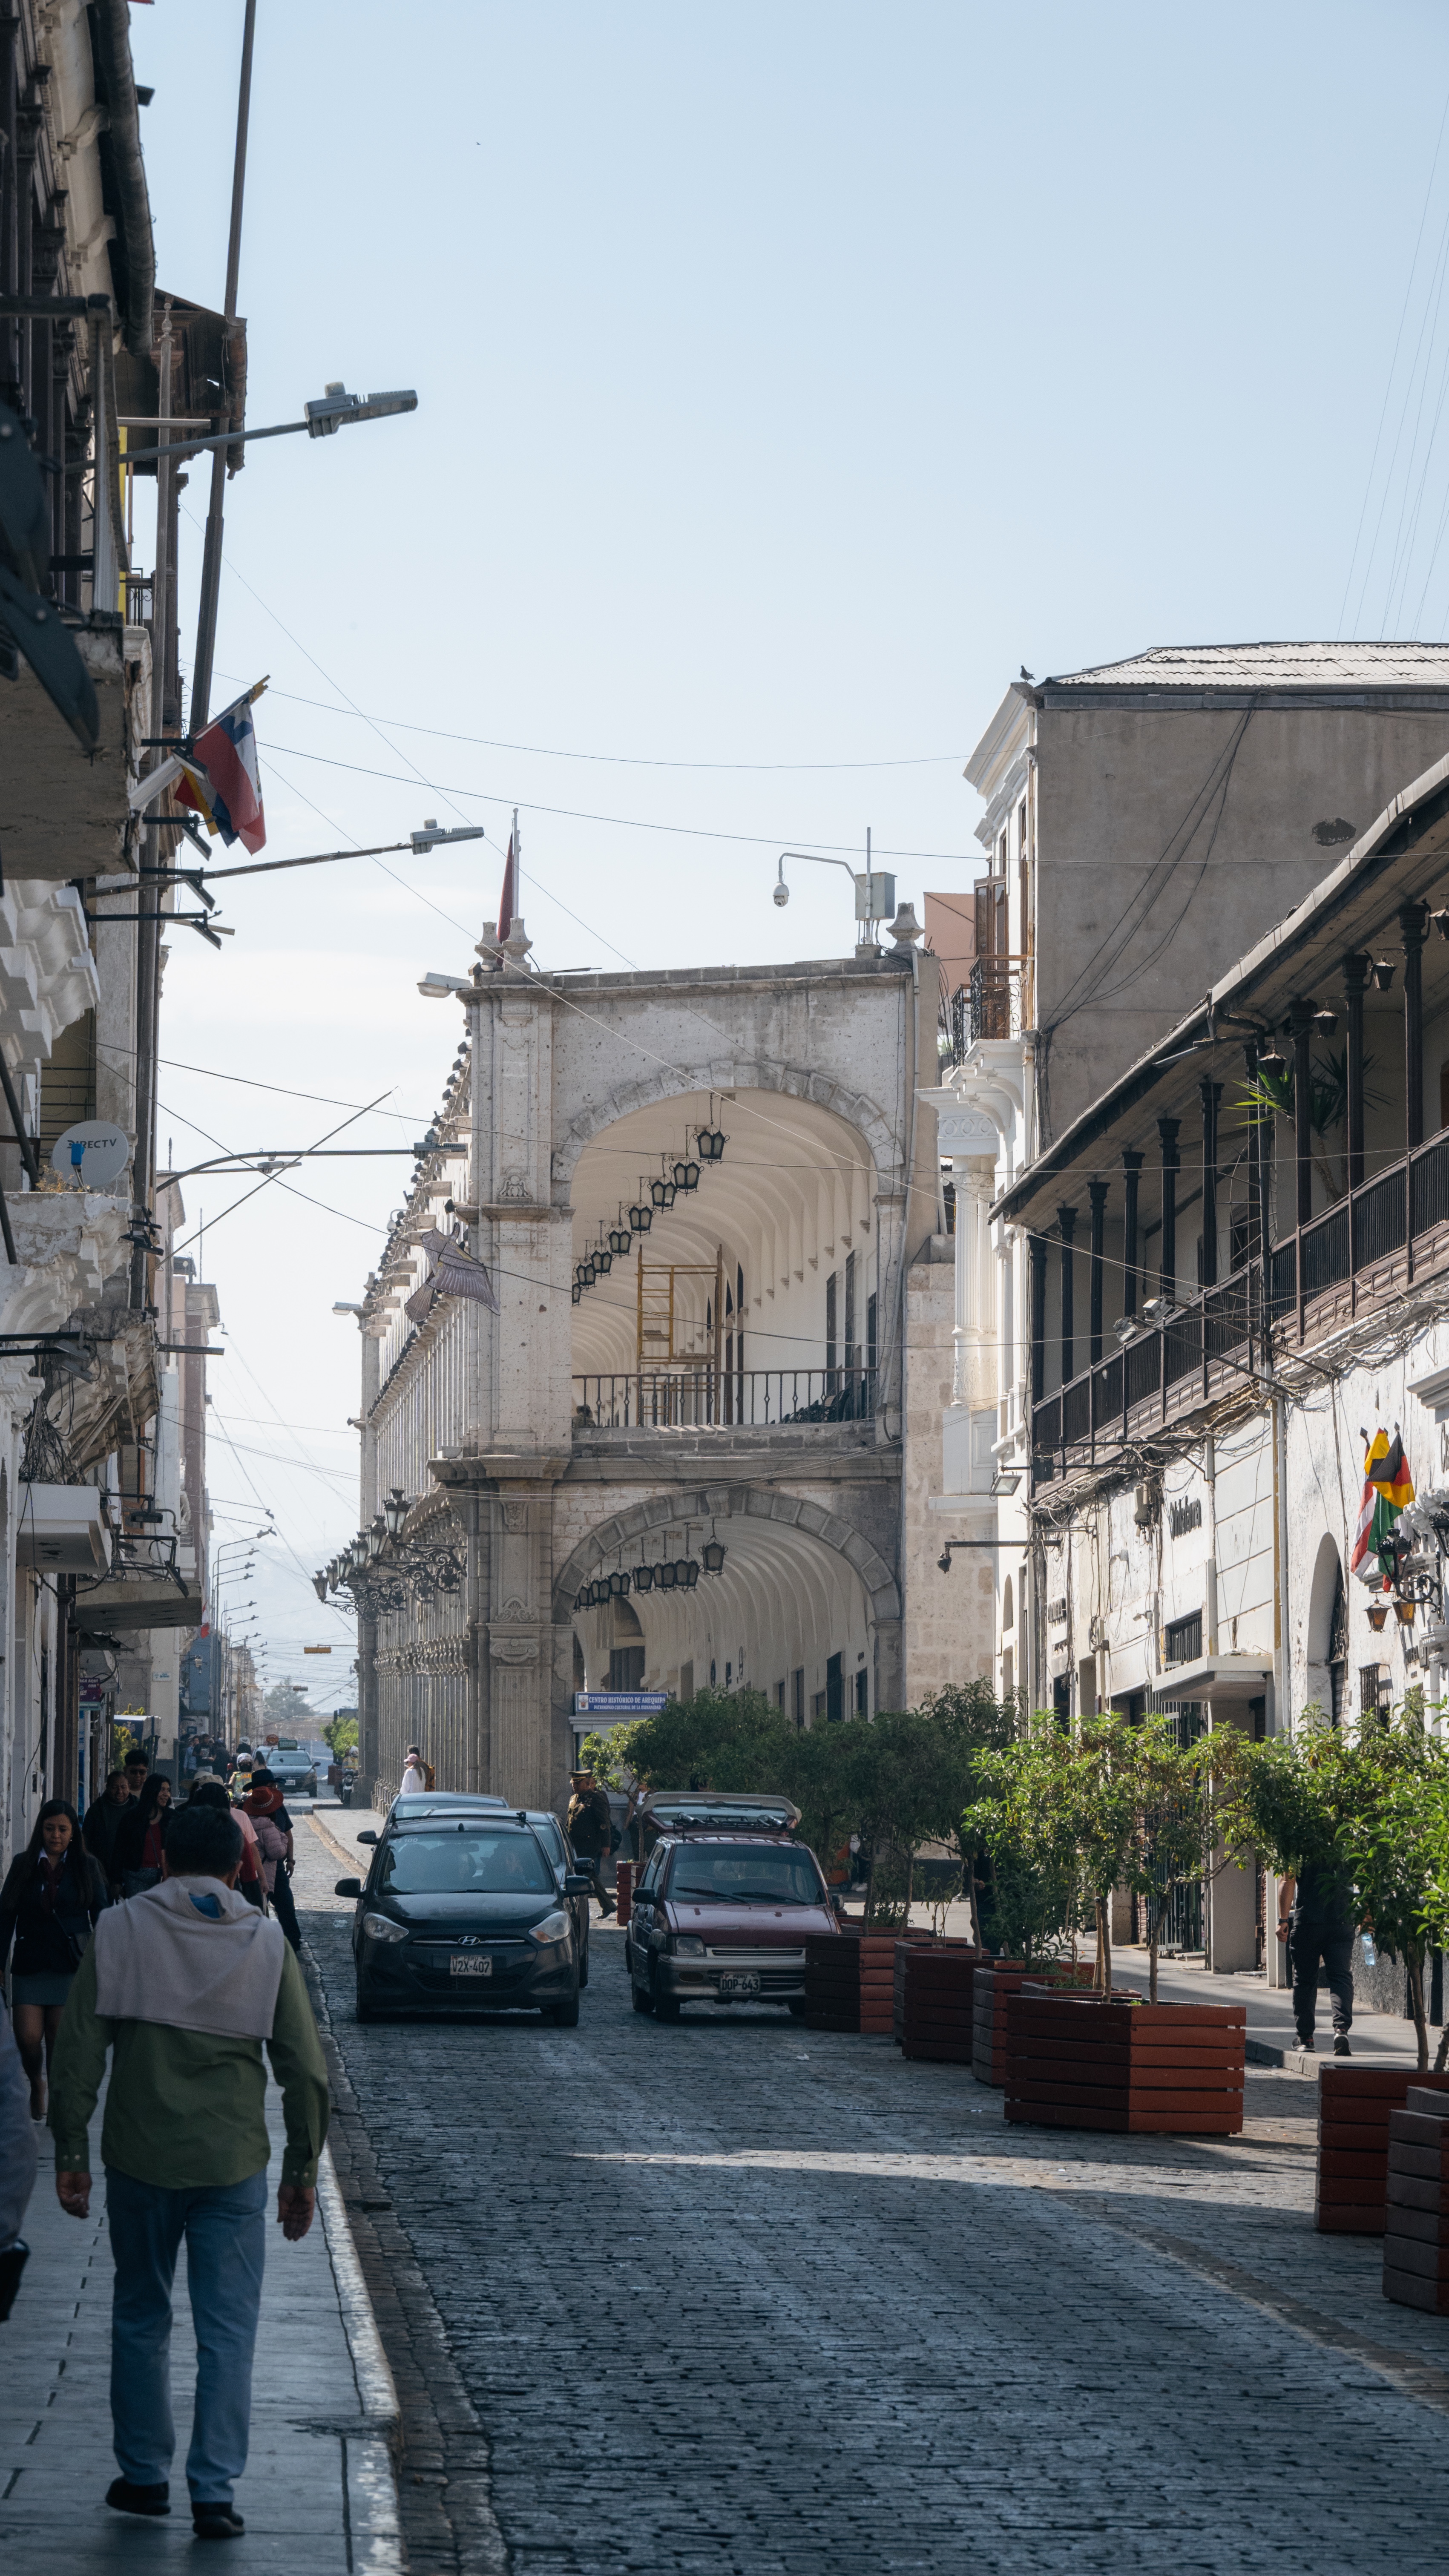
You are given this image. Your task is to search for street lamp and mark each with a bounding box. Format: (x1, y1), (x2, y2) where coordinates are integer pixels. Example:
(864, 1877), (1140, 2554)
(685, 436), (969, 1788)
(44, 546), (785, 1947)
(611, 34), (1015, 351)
(383, 1489), (409, 1539)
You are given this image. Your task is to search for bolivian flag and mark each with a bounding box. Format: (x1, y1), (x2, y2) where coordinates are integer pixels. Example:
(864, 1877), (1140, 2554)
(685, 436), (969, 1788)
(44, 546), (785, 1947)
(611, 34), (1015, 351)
(1350, 1425), (1414, 1586)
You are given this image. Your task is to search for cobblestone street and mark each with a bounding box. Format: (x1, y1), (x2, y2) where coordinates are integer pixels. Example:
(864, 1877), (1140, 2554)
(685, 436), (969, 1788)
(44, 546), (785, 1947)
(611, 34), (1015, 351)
(298, 1826), (1449, 2576)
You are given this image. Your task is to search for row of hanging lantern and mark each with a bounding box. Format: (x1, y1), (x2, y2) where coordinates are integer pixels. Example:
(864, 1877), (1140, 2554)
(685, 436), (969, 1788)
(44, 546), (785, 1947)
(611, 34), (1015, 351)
(573, 1529), (727, 1613)
(572, 1107), (728, 1304)
(314, 1486), (465, 1610)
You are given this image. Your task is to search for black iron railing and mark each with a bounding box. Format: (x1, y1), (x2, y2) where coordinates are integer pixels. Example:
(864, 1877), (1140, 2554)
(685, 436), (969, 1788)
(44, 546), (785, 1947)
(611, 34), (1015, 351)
(573, 1368), (877, 1430)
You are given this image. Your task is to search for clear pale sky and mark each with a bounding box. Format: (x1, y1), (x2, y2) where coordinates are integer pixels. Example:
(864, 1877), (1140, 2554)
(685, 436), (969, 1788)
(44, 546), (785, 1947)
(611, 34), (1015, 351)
(124, 0), (1449, 1697)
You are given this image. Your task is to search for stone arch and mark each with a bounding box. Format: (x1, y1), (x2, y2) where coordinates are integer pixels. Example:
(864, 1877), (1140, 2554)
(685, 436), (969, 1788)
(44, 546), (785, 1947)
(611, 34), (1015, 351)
(1304, 1531), (1347, 1722)
(551, 1481), (900, 1630)
(553, 1057), (903, 1198)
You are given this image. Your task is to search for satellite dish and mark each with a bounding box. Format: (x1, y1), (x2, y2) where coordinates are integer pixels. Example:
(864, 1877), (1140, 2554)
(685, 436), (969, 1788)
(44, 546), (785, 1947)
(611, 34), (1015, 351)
(50, 1121), (131, 1190)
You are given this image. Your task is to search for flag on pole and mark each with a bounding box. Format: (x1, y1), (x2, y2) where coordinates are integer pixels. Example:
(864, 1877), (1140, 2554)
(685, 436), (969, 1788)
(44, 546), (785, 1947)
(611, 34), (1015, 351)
(1350, 1424), (1414, 1586)
(497, 828), (515, 942)
(175, 682), (267, 854)
(403, 1228), (500, 1325)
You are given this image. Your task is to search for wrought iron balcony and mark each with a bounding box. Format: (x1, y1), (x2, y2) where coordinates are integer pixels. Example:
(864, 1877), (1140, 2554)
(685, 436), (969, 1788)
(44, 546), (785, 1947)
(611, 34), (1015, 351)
(572, 1367), (877, 1432)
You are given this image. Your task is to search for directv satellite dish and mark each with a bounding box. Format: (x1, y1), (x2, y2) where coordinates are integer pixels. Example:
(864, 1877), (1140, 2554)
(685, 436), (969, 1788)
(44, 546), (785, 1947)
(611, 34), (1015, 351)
(50, 1121), (130, 1190)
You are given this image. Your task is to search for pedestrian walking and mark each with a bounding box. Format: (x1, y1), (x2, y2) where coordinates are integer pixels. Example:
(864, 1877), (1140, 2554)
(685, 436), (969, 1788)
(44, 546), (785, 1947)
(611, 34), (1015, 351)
(241, 1769), (301, 1952)
(566, 1768), (616, 1916)
(122, 1746), (151, 1801)
(0, 1801), (108, 2119)
(113, 1773), (173, 1898)
(83, 1768), (134, 1889)
(47, 1797), (330, 2542)
(399, 1744), (428, 1797)
(1278, 1854), (1358, 2056)
(188, 1780), (265, 1909)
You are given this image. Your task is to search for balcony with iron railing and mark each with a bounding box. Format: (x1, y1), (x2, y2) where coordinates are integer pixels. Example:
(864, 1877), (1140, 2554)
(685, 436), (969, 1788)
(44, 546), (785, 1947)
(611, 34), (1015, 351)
(940, 957), (1029, 1063)
(572, 1366), (878, 1433)
(1030, 1120), (1449, 1484)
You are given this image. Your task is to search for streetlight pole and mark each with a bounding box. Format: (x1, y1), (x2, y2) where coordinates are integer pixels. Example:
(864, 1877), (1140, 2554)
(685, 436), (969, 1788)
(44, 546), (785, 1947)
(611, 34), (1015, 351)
(190, 0), (257, 731)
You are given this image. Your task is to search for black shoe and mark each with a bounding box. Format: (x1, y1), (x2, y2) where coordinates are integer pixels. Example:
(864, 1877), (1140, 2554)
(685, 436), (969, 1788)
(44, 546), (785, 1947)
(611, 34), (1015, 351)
(1294, 2035), (1317, 2054)
(106, 2478), (170, 2517)
(193, 2504), (245, 2540)
(1334, 2033), (1352, 2056)
(598, 1899), (616, 1918)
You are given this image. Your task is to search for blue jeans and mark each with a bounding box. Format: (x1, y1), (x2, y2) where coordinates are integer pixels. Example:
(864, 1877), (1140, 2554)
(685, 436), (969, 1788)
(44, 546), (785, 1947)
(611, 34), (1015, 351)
(105, 2164), (267, 2505)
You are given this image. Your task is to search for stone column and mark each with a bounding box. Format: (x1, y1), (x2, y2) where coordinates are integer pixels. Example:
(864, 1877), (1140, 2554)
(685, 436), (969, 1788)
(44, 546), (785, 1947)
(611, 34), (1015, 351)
(949, 1153), (995, 1405)
(1199, 1080), (1220, 1287)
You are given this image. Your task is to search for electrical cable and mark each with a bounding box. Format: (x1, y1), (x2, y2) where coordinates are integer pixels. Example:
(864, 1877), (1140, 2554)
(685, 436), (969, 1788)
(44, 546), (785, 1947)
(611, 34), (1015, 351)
(262, 739), (970, 862)
(212, 671), (967, 773)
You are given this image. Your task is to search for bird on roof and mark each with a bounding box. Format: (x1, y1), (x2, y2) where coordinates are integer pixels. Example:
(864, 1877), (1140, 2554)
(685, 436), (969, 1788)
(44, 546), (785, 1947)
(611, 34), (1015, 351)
(1020, 665), (1035, 682)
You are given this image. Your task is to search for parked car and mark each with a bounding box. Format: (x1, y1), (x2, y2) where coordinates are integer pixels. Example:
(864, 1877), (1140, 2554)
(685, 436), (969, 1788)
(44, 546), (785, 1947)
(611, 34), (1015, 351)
(523, 1808), (591, 1988)
(625, 1792), (839, 2020)
(337, 1809), (593, 2024)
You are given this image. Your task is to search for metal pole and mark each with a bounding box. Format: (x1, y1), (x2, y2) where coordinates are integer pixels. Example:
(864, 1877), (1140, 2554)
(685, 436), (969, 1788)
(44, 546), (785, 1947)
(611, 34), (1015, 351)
(132, 298), (172, 1308)
(190, 0), (257, 729)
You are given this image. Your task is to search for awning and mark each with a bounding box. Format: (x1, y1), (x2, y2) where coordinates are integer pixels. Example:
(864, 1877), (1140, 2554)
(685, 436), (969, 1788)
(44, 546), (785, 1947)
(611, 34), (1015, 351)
(73, 1573), (204, 1633)
(1148, 1653), (1274, 1708)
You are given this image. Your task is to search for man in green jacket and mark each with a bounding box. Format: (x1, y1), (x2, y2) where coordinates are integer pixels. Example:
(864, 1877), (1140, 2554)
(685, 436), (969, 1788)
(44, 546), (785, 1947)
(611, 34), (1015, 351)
(48, 1798), (330, 2543)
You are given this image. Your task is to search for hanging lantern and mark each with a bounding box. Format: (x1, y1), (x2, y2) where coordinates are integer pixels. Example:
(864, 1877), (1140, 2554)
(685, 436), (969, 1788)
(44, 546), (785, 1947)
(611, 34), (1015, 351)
(1366, 1601), (1389, 1631)
(1394, 1597), (1417, 1626)
(609, 1569), (630, 1598)
(572, 1282), (581, 1304)
(574, 1588), (587, 1613)
(696, 1125), (727, 1163)
(582, 1259), (597, 1285)
(673, 1156), (700, 1193)
(629, 1201), (653, 1232)
(651, 1175), (676, 1210)
(702, 1538), (727, 1575)
(681, 1558), (700, 1588)
(657, 1559), (678, 1590)
(595, 1247), (613, 1275)
(367, 1520), (386, 1561)
(312, 1572), (328, 1602)
(672, 1556), (693, 1587)
(383, 1488), (409, 1539)
(609, 1224), (630, 1256)
(632, 1561), (656, 1592)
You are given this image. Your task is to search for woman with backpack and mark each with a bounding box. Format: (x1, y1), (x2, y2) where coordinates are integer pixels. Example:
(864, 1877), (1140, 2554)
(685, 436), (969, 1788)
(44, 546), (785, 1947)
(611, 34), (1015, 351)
(0, 1800), (108, 2119)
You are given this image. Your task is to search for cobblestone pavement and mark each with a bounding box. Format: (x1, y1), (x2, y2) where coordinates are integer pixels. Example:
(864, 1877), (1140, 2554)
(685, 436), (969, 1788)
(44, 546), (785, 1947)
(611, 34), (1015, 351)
(298, 1820), (1449, 2576)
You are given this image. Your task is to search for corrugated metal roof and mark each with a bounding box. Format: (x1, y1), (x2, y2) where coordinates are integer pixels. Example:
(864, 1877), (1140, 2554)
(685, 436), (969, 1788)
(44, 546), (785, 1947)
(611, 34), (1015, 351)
(1048, 641), (1449, 690)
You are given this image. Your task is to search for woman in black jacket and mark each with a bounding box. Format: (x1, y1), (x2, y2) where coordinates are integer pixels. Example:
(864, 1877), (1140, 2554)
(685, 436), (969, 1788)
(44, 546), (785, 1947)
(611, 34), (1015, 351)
(111, 1771), (173, 1897)
(0, 1800), (108, 2119)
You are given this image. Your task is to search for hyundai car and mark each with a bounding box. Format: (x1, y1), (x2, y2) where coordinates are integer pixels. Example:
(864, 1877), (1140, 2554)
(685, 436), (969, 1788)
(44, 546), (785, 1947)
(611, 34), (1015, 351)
(626, 1793), (840, 2018)
(336, 1811), (592, 2023)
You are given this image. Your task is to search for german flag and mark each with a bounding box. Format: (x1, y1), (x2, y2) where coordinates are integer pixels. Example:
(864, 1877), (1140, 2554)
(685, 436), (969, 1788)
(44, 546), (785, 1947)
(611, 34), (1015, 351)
(1350, 1426), (1414, 1585)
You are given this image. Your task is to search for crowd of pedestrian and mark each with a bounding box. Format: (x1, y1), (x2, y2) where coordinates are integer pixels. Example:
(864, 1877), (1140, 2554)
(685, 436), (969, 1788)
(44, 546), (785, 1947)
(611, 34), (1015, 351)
(0, 1737), (325, 2538)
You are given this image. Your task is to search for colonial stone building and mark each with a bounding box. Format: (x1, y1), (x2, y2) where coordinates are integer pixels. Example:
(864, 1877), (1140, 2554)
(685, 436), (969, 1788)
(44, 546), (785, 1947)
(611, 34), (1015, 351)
(335, 914), (946, 1811)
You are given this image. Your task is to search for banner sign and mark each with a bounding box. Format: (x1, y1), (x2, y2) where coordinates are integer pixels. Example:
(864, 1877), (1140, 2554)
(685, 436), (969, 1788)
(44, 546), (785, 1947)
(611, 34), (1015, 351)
(573, 1691), (667, 1714)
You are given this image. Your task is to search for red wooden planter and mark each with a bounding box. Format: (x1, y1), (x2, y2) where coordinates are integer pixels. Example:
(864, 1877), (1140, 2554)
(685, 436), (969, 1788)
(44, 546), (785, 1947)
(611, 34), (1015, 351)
(1384, 2087), (1449, 2312)
(971, 1960), (1093, 2087)
(894, 1941), (986, 2061)
(804, 1930), (935, 2034)
(1003, 1994), (1247, 2134)
(1317, 2065), (1449, 2234)
(615, 1861), (635, 1922)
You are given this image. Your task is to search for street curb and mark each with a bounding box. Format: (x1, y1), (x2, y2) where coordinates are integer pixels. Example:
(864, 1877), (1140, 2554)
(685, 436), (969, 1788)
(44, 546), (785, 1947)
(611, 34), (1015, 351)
(309, 1806), (379, 1876)
(316, 2141), (405, 2576)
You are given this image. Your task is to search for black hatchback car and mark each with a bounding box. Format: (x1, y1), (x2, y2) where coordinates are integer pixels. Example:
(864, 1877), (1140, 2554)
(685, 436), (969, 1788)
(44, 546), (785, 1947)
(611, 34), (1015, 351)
(336, 1811), (592, 2024)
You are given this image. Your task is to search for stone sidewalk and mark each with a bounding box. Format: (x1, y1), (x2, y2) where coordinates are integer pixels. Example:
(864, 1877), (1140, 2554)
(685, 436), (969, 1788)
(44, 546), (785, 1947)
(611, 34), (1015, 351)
(0, 2013), (402, 2568)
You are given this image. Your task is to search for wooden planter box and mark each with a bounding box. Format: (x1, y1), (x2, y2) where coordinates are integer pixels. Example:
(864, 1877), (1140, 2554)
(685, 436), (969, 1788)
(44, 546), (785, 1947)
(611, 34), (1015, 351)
(971, 1960), (1093, 2086)
(1384, 2086), (1449, 2312)
(804, 1931), (935, 2034)
(894, 1941), (986, 2061)
(615, 1861), (635, 1922)
(1003, 1993), (1247, 2134)
(1317, 2065), (1449, 2235)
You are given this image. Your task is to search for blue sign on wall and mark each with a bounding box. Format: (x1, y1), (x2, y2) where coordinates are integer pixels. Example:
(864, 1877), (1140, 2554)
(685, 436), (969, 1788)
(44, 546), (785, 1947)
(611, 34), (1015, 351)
(573, 1691), (668, 1714)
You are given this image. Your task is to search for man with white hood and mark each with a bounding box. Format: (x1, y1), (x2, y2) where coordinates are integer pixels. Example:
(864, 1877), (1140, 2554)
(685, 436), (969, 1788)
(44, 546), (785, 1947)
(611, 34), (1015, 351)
(47, 1797), (329, 2542)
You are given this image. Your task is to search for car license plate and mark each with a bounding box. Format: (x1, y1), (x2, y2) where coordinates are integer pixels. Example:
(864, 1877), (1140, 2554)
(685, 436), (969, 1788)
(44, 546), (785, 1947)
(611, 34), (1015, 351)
(718, 1972), (761, 1999)
(449, 1954), (492, 1977)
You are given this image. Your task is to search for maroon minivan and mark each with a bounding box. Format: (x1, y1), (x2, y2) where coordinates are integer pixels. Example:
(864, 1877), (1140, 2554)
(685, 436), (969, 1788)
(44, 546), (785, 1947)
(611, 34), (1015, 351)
(625, 1792), (840, 2020)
